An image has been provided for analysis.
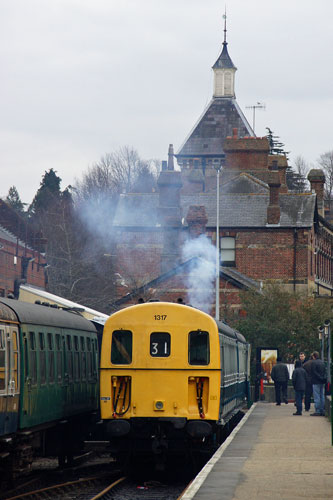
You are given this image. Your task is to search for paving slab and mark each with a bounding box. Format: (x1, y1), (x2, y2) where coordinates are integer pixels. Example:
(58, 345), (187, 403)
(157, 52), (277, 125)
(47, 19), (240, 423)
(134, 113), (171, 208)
(182, 402), (333, 500)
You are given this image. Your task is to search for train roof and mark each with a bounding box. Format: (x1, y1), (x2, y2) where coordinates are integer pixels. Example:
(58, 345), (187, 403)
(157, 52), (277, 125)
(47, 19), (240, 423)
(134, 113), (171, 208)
(217, 320), (247, 344)
(0, 298), (97, 332)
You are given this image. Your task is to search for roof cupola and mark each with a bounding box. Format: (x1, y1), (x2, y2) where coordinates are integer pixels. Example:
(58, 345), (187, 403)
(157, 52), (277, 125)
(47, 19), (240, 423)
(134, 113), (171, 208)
(212, 12), (237, 98)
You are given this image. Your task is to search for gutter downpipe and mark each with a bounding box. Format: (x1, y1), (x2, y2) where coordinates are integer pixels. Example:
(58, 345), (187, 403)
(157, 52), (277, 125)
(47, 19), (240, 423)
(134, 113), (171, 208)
(293, 228), (298, 292)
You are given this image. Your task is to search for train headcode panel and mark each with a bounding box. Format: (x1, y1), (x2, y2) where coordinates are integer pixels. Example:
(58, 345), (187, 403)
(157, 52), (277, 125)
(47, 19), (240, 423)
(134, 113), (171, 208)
(100, 301), (250, 468)
(150, 332), (170, 357)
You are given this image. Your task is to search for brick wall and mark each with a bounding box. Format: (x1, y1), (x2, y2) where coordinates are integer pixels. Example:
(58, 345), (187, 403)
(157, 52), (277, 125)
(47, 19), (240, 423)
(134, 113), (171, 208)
(0, 239), (47, 297)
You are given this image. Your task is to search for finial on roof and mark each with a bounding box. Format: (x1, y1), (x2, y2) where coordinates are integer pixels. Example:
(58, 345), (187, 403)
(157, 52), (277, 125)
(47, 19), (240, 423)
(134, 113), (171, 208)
(223, 7), (227, 44)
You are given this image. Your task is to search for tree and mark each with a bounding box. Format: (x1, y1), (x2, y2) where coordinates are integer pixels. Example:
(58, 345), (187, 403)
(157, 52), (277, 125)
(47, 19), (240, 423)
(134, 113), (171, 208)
(318, 150), (333, 210)
(75, 146), (160, 200)
(235, 285), (332, 379)
(266, 128), (289, 157)
(5, 186), (26, 214)
(28, 168), (62, 218)
(286, 155), (309, 193)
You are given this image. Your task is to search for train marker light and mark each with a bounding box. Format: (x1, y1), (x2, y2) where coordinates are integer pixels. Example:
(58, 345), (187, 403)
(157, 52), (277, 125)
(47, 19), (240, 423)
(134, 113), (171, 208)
(154, 400), (165, 410)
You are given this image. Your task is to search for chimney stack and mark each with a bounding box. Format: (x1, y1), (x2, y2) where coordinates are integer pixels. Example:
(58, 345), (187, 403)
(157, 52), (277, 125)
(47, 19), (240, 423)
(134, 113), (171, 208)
(157, 145), (183, 273)
(186, 206), (208, 238)
(308, 169), (326, 218)
(267, 171), (281, 225)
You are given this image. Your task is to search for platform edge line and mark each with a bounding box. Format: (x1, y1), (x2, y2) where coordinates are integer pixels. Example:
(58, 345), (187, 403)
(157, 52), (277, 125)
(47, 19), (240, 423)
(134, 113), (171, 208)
(180, 402), (258, 500)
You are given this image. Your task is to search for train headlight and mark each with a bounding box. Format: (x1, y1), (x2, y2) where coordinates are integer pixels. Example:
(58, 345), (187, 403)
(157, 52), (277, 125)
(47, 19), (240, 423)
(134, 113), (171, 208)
(154, 400), (164, 411)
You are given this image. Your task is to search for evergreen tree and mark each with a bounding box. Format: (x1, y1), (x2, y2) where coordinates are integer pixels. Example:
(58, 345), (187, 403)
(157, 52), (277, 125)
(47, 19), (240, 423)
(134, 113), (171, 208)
(29, 168), (62, 217)
(266, 127), (289, 157)
(6, 186), (25, 214)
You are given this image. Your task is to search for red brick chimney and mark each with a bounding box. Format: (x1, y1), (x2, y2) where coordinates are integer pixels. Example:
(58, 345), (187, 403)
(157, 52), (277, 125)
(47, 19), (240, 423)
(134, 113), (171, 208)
(186, 206), (208, 238)
(157, 144), (183, 272)
(223, 135), (270, 182)
(267, 171), (281, 224)
(268, 155), (288, 194)
(307, 169), (325, 218)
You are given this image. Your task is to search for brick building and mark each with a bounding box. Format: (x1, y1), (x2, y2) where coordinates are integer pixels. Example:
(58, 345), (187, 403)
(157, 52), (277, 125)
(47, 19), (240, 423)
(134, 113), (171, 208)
(110, 26), (333, 315)
(0, 200), (47, 297)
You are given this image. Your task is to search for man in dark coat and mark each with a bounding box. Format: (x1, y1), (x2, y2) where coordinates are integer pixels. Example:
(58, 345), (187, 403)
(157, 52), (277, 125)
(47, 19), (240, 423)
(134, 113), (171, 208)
(292, 360), (307, 415)
(271, 357), (289, 405)
(310, 351), (327, 416)
(302, 354), (313, 411)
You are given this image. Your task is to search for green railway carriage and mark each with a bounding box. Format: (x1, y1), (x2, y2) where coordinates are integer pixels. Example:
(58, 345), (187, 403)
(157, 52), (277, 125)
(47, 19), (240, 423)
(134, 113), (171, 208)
(0, 298), (99, 478)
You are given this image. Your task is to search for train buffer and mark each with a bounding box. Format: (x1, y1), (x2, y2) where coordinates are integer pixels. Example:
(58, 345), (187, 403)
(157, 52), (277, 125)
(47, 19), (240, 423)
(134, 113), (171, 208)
(180, 402), (333, 499)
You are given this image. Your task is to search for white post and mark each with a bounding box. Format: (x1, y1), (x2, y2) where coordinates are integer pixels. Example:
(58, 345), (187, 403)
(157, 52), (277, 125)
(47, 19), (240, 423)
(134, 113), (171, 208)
(215, 164), (221, 322)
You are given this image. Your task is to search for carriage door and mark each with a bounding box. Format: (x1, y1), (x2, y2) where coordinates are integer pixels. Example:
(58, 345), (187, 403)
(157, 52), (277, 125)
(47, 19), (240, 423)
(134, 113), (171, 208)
(0, 325), (20, 435)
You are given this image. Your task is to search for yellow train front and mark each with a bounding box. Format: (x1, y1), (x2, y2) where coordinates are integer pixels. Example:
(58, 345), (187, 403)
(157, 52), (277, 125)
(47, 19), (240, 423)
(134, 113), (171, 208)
(100, 302), (250, 466)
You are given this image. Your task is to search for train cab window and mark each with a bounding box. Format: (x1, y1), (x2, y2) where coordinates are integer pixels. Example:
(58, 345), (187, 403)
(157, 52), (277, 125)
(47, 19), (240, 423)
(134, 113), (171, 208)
(188, 330), (210, 365)
(39, 332), (46, 385)
(111, 330), (132, 365)
(47, 333), (55, 383)
(29, 332), (37, 385)
(0, 329), (5, 391)
(150, 332), (170, 357)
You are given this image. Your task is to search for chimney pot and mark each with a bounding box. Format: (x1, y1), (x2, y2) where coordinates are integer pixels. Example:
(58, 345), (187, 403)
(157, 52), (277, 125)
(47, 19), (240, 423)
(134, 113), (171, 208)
(168, 144), (175, 170)
(232, 128), (238, 139)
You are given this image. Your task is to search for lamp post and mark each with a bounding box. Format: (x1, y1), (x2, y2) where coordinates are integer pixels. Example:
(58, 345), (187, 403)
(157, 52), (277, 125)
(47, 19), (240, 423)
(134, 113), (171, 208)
(323, 319), (332, 445)
(214, 155), (225, 322)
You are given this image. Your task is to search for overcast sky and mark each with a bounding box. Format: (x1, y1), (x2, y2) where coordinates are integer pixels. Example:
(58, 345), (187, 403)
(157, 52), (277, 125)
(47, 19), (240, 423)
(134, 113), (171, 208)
(1, 0), (332, 204)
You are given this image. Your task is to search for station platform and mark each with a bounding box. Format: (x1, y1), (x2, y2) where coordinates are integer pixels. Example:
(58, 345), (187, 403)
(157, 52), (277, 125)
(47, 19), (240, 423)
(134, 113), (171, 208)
(181, 402), (333, 500)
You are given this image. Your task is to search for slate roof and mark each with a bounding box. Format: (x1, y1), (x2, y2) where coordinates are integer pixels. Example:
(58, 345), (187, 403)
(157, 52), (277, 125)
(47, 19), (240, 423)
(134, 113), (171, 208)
(0, 224), (31, 248)
(111, 257), (260, 308)
(176, 98), (253, 158)
(113, 193), (160, 227)
(112, 185), (317, 230)
(181, 192), (316, 228)
(212, 42), (236, 69)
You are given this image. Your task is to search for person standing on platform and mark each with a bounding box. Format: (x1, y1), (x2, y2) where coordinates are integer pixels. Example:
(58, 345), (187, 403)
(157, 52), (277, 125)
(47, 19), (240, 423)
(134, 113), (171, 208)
(271, 357), (289, 405)
(310, 351), (327, 416)
(292, 360), (307, 415)
(302, 353), (313, 412)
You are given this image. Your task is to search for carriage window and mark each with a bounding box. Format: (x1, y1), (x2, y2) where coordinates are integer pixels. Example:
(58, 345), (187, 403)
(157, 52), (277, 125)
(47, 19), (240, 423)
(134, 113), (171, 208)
(11, 330), (19, 392)
(47, 333), (54, 383)
(55, 334), (62, 382)
(39, 332), (46, 384)
(111, 330), (132, 364)
(150, 332), (170, 357)
(0, 329), (5, 391)
(29, 332), (37, 384)
(66, 335), (73, 381)
(188, 330), (210, 365)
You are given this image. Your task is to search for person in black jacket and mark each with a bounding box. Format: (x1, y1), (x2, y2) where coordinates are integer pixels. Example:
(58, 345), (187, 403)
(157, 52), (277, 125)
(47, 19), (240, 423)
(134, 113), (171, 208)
(271, 357), (289, 405)
(302, 354), (313, 411)
(292, 360), (307, 415)
(310, 351), (327, 416)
